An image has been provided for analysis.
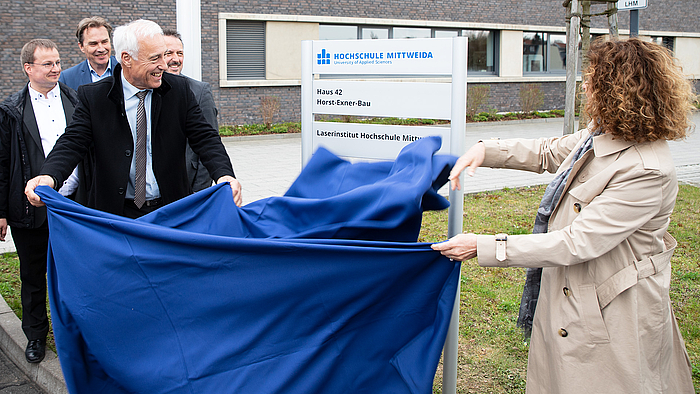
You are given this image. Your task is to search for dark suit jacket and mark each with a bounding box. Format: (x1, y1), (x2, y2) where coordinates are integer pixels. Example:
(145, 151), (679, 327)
(41, 64), (235, 217)
(184, 76), (218, 192)
(58, 56), (119, 91)
(0, 83), (78, 228)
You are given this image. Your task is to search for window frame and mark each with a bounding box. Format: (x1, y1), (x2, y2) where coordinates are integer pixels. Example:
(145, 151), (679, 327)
(523, 31), (568, 75)
(318, 24), (498, 76)
(651, 36), (674, 52)
(225, 20), (266, 81)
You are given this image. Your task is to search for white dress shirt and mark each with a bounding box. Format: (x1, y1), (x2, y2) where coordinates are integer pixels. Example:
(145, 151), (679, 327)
(28, 83), (79, 196)
(121, 73), (160, 200)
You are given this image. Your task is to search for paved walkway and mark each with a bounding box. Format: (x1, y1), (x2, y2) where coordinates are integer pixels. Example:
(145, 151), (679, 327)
(1, 115), (699, 394)
(224, 114), (700, 204)
(0, 347), (47, 393)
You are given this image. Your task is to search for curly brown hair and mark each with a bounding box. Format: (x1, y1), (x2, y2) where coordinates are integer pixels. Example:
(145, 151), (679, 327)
(584, 37), (695, 142)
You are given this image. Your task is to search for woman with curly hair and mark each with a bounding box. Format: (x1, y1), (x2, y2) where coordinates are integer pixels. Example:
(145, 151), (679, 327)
(432, 37), (695, 393)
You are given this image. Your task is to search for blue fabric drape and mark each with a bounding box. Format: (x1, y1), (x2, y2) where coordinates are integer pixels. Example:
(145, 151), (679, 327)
(41, 136), (461, 394)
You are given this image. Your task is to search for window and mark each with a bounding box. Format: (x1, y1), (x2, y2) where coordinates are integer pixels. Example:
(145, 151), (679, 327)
(434, 30), (459, 38)
(463, 30), (496, 73)
(393, 27), (431, 39)
(651, 36), (674, 52)
(434, 29), (497, 73)
(226, 20), (265, 80)
(548, 34), (567, 72)
(361, 26), (390, 40)
(523, 32), (567, 73)
(318, 25), (497, 75)
(319, 25), (358, 40)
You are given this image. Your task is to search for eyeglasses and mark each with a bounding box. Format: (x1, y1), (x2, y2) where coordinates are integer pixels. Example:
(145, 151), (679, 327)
(27, 61), (61, 69)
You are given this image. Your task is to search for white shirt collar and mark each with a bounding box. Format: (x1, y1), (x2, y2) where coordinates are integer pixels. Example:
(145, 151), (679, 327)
(27, 82), (60, 100)
(121, 73), (151, 99)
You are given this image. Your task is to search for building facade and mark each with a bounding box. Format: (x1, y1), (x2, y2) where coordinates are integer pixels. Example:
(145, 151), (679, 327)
(1, 1), (698, 126)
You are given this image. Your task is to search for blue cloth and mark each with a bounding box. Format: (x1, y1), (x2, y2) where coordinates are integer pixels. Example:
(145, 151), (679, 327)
(41, 136), (460, 394)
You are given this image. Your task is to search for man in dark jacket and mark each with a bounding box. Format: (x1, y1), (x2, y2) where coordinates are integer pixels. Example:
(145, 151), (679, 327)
(25, 20), (241, 218)
(163, 29), (215, 192)
(0, 39), (81, 363)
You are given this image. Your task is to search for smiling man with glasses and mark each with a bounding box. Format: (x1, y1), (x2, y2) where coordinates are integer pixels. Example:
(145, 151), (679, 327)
(0, 38), (85, 364)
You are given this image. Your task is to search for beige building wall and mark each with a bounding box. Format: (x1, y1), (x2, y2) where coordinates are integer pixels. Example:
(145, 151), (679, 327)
(266, 22), (318, 80)
(499, 30), (523, 78)
(674, 37), (700, 78)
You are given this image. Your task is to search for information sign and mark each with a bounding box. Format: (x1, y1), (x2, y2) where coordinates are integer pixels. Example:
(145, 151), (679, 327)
(312, 38), (454, 75)
(312, 122), (451, 160)
(312, 80), (451, 119)
(617, 0), (648, 10)
(301, 37), (467, 394)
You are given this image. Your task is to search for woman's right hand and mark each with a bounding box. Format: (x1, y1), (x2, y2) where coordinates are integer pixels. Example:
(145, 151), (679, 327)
(449, 141), (486, 190)
(431, 233), (478, 261)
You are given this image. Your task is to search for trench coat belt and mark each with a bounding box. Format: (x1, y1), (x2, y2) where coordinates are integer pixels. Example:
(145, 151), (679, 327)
(596, 232), (677, 310)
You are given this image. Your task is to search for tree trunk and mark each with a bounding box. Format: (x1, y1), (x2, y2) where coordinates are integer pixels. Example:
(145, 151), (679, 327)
(578, 0), (591, 129)
(608, 0), (619, 37)
(563, 0), (581, 135)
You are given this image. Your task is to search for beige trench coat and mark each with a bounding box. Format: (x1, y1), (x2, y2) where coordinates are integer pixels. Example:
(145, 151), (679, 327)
(475, 128), (694, 393)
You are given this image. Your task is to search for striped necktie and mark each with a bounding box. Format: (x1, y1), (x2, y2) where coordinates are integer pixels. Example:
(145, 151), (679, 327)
(134, 90), (148, 209)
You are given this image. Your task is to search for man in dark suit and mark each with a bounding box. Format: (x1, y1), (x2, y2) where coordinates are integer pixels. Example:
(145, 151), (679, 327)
(0, 39), (81, 363)
(25, 19), (242, 218)
(163, 29), (215, 192)
(59, 16), (119, 91)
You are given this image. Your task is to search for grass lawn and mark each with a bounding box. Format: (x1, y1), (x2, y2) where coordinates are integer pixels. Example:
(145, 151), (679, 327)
(420, 183), (700, 393)
(0, 183), (697, 392)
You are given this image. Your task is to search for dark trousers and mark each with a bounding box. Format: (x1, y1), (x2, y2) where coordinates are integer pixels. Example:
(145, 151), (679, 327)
(10, 224), (50, 341)
(123, 198), (162, 219)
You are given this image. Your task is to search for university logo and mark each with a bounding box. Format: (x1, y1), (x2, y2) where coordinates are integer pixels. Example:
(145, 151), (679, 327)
(317, 49), (330, 65)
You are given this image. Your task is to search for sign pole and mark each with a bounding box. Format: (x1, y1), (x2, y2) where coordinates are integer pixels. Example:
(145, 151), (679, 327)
(302, 38), (467, 392)
(301, 41), (313, 167)
(630, 9), (639, 37)
(617, 0), (648, 37)
(443, 36), (467, 394)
